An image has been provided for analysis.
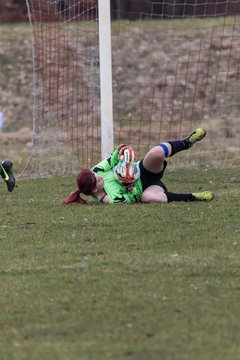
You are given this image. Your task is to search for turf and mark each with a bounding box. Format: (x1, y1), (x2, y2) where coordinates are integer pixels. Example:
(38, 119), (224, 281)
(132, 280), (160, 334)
(0, 167), (239, 360)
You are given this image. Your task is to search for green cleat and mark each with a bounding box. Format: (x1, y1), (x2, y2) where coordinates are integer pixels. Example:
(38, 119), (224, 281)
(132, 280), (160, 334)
(185, 128), (206, 148)
(192, 191), (214, 202)
(0, 160), (16, 192)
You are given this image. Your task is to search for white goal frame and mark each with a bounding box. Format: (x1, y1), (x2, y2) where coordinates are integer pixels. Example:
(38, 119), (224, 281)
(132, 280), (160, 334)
(98, 0), (114, 159)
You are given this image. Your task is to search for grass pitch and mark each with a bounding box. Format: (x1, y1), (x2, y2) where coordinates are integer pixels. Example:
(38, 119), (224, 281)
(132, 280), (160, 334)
(0, 167), (239, 360)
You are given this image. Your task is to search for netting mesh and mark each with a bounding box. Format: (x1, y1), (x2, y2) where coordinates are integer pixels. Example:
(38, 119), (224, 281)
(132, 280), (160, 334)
(25, 0), (100, 176)
(112, 15), (240, 168)
(25, 0), (240, 177)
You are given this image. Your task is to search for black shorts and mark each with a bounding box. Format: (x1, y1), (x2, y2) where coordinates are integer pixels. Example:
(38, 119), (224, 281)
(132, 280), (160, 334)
(139, 159), (168, 192)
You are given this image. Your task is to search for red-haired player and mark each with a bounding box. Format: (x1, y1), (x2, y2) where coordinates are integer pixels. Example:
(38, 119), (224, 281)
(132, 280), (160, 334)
(62, 128), (214, 205)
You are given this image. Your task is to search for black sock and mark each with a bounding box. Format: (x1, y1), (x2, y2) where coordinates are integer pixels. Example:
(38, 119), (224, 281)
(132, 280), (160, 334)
(168, 140), (189, 156)
(166, 192), (196, 202)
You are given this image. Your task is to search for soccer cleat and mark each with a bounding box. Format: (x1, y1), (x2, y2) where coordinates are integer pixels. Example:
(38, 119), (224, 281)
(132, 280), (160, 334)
(0, 160), (15, 192)
(192, 191), (214, 202)
(185, 128), (206, 148)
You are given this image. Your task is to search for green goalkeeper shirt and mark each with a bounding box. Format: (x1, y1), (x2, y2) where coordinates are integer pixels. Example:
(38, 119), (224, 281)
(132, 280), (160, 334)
(92, 147), (143, 204)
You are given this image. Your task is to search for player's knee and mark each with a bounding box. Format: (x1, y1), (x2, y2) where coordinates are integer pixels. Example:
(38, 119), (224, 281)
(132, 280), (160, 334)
(141, 190), (168, 204)
(158, 142), (172, 158)
(147, 146), (166, 162)
(151, 143), (171, 160)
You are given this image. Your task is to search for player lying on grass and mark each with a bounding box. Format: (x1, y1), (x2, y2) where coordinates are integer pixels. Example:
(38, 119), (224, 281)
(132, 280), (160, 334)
(0, 160), (15, 192)
(62, 128), (214, 205)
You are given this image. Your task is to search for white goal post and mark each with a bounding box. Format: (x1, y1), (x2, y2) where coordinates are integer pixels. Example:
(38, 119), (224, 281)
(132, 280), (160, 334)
(98, 0), (114, 160)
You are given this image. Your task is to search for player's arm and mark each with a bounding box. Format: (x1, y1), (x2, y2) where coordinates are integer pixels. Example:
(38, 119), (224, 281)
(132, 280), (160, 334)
(92, 145), (131, 173)
(92, 147), (118, 173)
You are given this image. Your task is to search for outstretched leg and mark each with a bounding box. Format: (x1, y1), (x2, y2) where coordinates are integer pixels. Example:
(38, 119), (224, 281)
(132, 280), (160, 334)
(165, 191), (214, 202)
(142, 128), (206, 173)
(141, 187), (214, 204)
(169, 127), (206, 156)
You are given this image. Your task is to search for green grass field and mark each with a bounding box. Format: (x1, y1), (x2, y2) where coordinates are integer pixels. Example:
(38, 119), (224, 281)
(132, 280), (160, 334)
(0, 17), (240, 360)
(0, 167), (239, 360)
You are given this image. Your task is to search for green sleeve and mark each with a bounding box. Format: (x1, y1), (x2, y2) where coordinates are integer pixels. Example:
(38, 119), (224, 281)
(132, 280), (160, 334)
(92, 148), (119, 173)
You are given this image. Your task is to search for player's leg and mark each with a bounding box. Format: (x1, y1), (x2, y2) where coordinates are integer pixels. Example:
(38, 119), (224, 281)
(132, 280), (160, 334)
(143, 128), (206, 173)
(141, 128), (213, 203)
(0, 160), (15, 192)
(165, 191), (214, 202)
(169, 127), (206, 156)
(141, 187), (214, 204)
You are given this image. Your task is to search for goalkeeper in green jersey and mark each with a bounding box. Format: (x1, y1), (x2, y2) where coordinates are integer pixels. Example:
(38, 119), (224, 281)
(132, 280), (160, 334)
(62, 128), (214, 205)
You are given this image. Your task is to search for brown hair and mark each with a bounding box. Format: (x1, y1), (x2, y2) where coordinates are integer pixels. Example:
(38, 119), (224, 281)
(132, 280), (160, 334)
(61, 169), (97, 205)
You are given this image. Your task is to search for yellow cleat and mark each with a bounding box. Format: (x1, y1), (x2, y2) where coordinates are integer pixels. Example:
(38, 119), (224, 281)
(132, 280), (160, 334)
(192, 191), (214, 202)
(186, 128), (206, 147)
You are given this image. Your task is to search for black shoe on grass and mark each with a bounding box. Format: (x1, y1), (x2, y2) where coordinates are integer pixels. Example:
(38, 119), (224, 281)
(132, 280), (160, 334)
(0, 160), (15, 192)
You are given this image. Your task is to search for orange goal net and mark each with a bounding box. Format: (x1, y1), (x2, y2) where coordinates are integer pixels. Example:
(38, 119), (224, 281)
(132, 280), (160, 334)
(26, 0), (240, 176)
